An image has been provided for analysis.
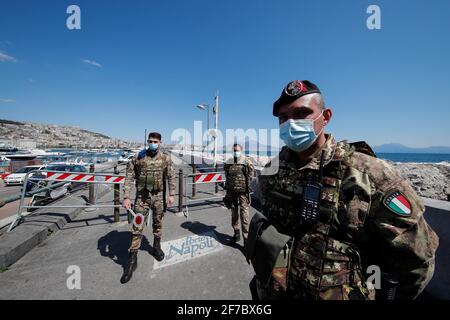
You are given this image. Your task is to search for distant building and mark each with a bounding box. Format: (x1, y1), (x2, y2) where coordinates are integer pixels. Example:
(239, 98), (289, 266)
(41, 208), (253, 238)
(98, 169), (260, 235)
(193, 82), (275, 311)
(0, 139), (13, 146)
(14, 139), (37, 149)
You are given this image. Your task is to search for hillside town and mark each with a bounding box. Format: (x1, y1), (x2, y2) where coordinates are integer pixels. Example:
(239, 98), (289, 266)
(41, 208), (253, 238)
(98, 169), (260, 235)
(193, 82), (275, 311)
(0, 119), (140, 149)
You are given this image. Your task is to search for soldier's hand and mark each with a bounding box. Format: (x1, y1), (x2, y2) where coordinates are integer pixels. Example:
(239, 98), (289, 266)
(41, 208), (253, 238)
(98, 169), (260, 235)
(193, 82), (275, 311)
(122, 198), (132, 210)
(168, 195), (175, 207)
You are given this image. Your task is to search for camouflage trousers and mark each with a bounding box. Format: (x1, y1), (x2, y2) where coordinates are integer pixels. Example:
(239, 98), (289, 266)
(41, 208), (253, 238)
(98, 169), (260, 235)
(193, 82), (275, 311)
(129, 190), (164, 251)
(228, 192), (250, 240)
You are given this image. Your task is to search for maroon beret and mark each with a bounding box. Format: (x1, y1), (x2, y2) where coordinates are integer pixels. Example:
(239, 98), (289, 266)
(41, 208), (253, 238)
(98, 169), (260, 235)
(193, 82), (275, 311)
(273, 80), (321, 116)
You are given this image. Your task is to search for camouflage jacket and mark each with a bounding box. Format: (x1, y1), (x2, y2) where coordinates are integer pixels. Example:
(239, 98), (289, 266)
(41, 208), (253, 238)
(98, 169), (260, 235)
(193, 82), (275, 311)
(258, 134), (439, 300)
(224, 156), (254, 193)
(123, 149), (176, 198)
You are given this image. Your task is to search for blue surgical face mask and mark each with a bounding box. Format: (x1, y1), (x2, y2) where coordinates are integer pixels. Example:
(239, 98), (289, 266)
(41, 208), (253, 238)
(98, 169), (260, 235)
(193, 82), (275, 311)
(279, 112), (324, 152)
(234, 151), (241, 158)
(148, 143), (159, 151)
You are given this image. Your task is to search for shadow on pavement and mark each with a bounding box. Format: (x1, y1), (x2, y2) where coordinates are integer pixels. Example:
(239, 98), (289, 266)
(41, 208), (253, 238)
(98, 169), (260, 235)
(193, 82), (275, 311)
(97, 230), (153, 270)
(180, 220), (247, 256)
(62, 214), (128, 229)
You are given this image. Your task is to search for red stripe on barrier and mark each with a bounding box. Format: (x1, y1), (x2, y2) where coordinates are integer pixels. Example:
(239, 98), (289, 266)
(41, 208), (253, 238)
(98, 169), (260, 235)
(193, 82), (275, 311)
(46, 172), (55, 178)
(113, 177), (123, 183)
(87, 176), (95, 182)
(56, 173), (71, 180)
(194, 173), (224, 183)
(202, 174), (214, 183)
(72, 174), (86, 181)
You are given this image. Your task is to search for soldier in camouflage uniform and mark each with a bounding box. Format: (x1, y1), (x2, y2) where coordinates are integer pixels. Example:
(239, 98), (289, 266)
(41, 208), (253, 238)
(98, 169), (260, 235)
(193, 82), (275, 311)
(224, 143), (254, 245)
(120, 132), (175, 284)
(249, 80), (438, 300)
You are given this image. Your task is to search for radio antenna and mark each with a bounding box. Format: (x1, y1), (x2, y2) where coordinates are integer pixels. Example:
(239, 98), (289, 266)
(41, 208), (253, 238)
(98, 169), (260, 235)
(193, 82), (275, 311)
(318, 150), (325, 181)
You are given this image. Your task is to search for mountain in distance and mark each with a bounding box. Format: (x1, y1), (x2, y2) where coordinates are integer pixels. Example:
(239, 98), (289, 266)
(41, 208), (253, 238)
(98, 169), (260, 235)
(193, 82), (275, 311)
(217, 139), (279, 152)
(178, 139), (450, 154)
(373, 143), (450, 154)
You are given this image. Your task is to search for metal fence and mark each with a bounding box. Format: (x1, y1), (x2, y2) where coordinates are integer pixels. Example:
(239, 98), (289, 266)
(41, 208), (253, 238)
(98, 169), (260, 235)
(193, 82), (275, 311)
(183, 171), (226, 217)
(7, 169), (125, 232)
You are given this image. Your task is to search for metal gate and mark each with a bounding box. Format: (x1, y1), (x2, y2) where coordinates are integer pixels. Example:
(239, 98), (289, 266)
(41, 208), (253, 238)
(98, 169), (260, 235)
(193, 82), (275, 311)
(7, 170), (126, 232)
(183, 171), (226, 217)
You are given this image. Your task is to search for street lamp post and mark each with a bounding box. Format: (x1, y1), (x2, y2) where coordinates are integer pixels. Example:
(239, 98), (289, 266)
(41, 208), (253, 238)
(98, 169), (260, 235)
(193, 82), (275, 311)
(195, 93), (219, 165)
(213, 93), (219, 166)
(196, 103), (210, 152)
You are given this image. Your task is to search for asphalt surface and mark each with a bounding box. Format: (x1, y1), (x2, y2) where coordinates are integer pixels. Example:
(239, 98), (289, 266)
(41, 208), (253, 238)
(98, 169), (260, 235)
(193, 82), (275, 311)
(0, 161), (256, 299)
(0, 183), (21, 199)
(419, 206), (450, 300)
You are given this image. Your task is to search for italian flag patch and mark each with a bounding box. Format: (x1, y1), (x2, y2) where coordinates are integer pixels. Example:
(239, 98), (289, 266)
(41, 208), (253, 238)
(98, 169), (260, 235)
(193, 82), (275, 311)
(383, 190), (412, 216)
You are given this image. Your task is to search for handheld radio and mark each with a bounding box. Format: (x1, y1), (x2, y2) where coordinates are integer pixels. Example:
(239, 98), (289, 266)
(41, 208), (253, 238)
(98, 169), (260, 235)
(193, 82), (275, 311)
(299, 150), (325, 223)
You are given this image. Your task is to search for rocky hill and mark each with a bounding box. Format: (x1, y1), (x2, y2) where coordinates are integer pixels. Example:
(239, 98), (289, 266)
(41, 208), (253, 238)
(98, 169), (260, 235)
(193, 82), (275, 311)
(392, 162), (450, 201)
(0, 119), (137, 149)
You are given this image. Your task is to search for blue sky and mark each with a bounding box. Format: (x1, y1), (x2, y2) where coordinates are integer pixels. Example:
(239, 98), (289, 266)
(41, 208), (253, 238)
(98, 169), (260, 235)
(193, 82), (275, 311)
(1, 0), (449, 147)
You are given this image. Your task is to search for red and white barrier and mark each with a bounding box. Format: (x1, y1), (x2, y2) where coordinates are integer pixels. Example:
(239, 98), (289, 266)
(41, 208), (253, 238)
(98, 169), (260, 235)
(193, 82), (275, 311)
(183, 171), (226, 217)
(194, 173), (223, 183)
(42, 171), (125, 184)
(1, 173), (10, 180)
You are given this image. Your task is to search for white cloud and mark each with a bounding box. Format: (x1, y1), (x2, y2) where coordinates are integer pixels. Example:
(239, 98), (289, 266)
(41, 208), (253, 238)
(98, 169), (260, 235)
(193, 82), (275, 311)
(81, 59), (103, 68)
(0, 99), (16, 103)
(0, 51), (17, 62)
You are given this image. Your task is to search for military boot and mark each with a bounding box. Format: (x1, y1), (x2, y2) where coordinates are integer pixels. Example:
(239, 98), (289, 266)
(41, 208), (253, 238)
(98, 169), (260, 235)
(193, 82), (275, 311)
(120, 249), (138, 284)
(153, 236), (165, 261)
(230, 229), (241, 244)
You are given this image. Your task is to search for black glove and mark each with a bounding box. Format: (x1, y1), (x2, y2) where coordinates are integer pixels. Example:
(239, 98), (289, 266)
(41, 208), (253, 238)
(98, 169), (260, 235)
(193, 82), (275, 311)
(223, 196), (232, 209)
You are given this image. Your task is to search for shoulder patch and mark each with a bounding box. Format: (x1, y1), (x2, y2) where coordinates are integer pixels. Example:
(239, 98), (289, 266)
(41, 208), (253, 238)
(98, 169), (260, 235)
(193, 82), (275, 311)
(383, 190), (412, 216)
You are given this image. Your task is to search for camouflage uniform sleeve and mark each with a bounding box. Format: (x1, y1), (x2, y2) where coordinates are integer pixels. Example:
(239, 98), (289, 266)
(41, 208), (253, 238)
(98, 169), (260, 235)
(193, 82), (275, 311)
(123, 156), (137, 199)
(165, 154), (176, 196)
(256, 163), (270, 219)
(223, 163), (229, 186)
(247, 157), (255, 179)
(363, 156), (439, 299)
(224, 163), (229, 175)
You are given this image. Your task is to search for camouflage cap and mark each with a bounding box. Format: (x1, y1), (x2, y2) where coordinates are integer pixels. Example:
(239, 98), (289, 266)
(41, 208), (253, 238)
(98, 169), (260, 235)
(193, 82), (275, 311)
(273, 80), (321, 116)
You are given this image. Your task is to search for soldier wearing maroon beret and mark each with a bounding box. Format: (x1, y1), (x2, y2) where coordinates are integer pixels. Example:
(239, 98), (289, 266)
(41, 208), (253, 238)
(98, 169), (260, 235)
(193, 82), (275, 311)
(248, 80), (439, 300)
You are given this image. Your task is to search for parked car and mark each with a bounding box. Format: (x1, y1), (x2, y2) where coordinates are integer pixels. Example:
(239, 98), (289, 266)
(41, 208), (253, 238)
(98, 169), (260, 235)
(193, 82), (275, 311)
(4, 165), (47, 186)
(118, 154), (134, 165)
(26, 164), (89, 207)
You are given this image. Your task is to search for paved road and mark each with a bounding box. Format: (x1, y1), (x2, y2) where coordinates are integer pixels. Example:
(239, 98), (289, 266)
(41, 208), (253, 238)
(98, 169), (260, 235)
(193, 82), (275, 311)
(0, 183), (21, 199)
(0, 161), (256, 299)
